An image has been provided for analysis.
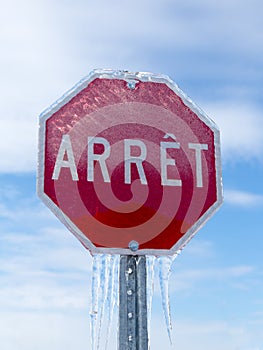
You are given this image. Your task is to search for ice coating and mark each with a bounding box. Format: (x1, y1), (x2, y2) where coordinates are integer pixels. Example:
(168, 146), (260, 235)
(39, 71), (222, 256)
(90, 253), (181, 349)
(146, 255), (156, 342)
(158, 255), (177, 344)
(90, 254), (119, 350)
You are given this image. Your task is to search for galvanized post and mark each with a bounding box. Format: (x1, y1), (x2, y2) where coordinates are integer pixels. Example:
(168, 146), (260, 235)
(119, 255), (148, 350)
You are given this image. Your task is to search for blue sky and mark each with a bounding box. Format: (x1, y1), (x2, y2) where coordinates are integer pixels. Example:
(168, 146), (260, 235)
(1, 0), (263, 349)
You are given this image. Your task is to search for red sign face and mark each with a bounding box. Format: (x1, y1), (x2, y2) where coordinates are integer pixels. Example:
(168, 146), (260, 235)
(38, 70), (222, 255)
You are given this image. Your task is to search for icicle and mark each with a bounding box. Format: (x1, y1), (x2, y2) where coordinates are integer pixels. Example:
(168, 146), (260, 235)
(104, 254), (119, 350)
(96, 254), (111, 350)
(157, 255), (176, 345)
(113, 254), (120, 308)
(90, 254), (101, 350)
(146, 255), (156, 343)
(104, 255), (115, 350)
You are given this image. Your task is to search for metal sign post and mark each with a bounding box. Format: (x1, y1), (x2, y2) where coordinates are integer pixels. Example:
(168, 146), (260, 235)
(119, 255), (148, 350)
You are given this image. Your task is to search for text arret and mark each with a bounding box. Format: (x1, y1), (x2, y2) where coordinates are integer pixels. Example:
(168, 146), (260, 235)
(52, 135), (208, 187)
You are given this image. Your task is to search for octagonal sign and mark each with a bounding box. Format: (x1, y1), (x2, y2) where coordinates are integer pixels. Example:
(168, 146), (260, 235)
(37, 69), (223, 256)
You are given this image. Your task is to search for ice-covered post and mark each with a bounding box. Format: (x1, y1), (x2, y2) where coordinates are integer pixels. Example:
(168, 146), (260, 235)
(119, 254), (148, 349)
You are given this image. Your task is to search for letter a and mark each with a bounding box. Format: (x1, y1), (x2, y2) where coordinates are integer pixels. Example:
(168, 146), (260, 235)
(52, 135), (79, 181)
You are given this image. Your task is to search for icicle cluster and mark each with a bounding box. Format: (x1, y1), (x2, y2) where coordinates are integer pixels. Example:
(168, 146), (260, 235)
(90, 253), (178, 349)
(90, 254), (119, 350)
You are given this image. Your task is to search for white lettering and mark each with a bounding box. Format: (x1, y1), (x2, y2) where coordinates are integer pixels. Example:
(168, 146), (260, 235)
(52, 135), (210, 188)
(52, 134), (79, 181)
(160, 141), (182, 186)
(188, 143), (208, 187)
(87, 137), (111, 182)
(124, 139), (147, 185)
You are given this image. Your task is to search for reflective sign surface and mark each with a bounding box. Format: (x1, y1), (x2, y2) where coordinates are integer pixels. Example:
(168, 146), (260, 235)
(38, 70), (223, 255)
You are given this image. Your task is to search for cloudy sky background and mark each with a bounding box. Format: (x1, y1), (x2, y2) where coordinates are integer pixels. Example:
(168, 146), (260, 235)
(1, 0), (263, 349)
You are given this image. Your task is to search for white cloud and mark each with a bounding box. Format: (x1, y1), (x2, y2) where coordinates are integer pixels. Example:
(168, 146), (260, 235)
(47, 0), (263, 56)
(0, 1), (71, 173)
(224, 189), (263, 207)
(0, 226), (92, 273)
(0, 118), (37, 172)
(170, 319), (257, 350)
(149, 314), (263, 350)
(203, 103), (263, 161)
(183, 239), (216, 259)
(167, 264), (254, 294)
(0, 312), (92, 350)
(0, 284), (89, 311)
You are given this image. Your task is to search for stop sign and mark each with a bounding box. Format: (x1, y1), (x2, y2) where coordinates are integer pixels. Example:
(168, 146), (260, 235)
(38, 69), (223, 256)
